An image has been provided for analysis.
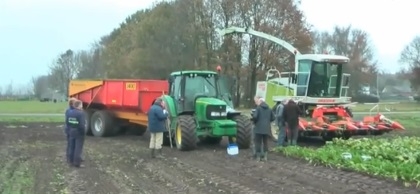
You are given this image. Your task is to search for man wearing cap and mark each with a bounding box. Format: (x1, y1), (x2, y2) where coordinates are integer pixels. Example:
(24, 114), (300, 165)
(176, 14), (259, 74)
(148, 98), (169, 158)
(251, 95), (275, 161)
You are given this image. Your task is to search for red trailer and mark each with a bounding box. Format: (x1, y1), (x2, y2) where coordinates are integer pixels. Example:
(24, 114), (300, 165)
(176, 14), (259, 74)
(68, 79), (168, 137)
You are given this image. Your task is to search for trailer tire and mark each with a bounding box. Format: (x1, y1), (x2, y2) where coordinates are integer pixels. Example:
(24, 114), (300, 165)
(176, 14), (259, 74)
(233, 115), (252, 149)
(84, 110), (94, 136)
(175, 115), (197, 151)
(90, 111), (115, 137)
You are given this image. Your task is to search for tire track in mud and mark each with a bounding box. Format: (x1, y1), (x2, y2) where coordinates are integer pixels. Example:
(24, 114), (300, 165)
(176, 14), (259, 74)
(65, 143), (125, 194)
(100, 139), (263, 194)
(108, 139), (261, 194)
(165, 147), (313, 194)
(86, 141), (167, 194)
(161, 144), (420, 194)
(95, 139), (227, 193)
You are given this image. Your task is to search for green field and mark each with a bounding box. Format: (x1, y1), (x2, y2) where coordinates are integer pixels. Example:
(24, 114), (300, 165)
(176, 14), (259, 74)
(0, 100), (68, 114)
(0, 116), (64, 123)
(350, 102), (420, 112)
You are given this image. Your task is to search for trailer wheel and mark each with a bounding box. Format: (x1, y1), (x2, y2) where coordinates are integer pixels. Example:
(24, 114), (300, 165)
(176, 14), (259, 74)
(175, 115), (197, 151)
(90, 111), (115, 137)
(233, 115), (252, 149)
(84, 110), (94, 136)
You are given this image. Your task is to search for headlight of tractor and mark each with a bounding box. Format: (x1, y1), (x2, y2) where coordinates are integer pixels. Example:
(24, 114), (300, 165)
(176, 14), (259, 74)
(211, 112), (221, 116)
(221, 112), (227, 116)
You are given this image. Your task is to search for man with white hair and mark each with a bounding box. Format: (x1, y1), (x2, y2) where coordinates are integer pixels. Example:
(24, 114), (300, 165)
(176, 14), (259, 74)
(251, 95), (275, 161)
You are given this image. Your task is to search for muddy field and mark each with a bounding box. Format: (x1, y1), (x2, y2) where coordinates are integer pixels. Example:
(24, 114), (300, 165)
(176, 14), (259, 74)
(0, 123), (419, 194)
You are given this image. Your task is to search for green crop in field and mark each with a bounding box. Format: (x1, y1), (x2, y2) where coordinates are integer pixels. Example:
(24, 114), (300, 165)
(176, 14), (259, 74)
(274, 137), (420, 187)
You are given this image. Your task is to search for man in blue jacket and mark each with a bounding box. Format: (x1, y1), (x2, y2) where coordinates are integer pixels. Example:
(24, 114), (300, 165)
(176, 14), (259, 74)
(67, 100), (86, 167)
(64, 98), (76, 163)
(148, 98), (168, 158)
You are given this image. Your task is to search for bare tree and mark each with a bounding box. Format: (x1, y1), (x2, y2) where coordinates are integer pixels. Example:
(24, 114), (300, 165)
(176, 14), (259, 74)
(400, 36), (420, 92)
(31, 75), (50, 99)
(5, 81), (13, 97)
(48, 49), (80, 96)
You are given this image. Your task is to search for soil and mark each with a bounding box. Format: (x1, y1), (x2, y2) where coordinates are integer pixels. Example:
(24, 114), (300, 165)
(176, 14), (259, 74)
(0, 122), (419, 194)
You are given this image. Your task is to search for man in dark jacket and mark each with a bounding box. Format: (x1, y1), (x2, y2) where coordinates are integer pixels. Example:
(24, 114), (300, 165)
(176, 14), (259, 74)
(275, 99), (288, 147)
(64, 98), (76, 164)
(282, 99), (302, 146)
(251, 96), (275, 161)
(67, 100), (86, 168)
(148, 98), (168, 158)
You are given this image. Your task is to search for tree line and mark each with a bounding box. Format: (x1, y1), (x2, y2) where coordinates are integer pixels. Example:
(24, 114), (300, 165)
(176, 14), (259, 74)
(31, 0), (419, 107)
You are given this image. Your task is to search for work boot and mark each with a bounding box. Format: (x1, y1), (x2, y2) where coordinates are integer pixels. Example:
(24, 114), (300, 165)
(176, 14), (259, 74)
(155, 149), (164, 159)
(262, 152), (268, 162)
(150, 149), (156, 158)
(291, 140), (297, 146)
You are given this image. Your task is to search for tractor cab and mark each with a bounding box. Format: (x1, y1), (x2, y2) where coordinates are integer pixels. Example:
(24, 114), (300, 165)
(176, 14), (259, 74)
(293, 54), (351, 100)
(168, 70), (228, 114)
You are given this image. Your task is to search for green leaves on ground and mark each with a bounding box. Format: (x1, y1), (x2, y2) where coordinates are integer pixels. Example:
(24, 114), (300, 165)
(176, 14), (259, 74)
(274, 137), (420, 187)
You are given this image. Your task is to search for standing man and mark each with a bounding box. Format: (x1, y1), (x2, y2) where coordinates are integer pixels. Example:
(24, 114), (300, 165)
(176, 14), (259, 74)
(64, 98), (77, 164)
(148, 98), (168, 159)
(67, 100), (86, 168)
(251, 96), (275, 161)
(283, 99), (302, 146)
(275, 99), (288, 147)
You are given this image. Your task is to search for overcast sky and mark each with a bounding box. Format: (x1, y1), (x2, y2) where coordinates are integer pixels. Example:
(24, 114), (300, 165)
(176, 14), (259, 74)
(0, 0), (419, 88)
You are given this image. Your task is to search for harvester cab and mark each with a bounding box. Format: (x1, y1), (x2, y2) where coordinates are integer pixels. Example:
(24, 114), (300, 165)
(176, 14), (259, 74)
(162, 70), (252, 151)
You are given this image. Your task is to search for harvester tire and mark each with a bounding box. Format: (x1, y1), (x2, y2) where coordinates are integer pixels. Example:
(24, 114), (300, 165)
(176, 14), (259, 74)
(84, 109), (94, 136)
(175, 115), (198, 151)
(90, 111), (116, 137)
(233, 115), (252, 149)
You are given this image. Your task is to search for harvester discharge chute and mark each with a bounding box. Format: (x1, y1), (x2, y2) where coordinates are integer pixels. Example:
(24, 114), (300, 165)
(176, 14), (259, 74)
(217, 26), (405, 142)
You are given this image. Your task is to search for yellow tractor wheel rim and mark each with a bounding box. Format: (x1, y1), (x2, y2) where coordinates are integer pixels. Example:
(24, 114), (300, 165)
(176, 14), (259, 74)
(176, 124), (182, 145)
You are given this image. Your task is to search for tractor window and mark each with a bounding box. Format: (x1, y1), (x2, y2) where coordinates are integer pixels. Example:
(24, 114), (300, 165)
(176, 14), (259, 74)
(185, 74), (217, 97)
(298, 60), (311, 72)
(173, 76), (181, 98)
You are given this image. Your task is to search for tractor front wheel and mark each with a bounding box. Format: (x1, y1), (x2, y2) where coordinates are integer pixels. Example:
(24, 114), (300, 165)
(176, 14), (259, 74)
(233, 115), (252, 149)
(175, 115), (198, 151)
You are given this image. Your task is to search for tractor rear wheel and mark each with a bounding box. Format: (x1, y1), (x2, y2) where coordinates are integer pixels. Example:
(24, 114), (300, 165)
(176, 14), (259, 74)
(233, 115), (252, 149)
(90, 111), (116, 137)
(175, 115), (197, 151)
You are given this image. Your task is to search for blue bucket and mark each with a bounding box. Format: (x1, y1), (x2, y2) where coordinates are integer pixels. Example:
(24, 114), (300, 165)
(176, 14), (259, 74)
(227, 143), (239, 156)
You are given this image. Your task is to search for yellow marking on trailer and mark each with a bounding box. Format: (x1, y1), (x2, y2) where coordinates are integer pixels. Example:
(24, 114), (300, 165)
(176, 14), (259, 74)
(126, 82), (137, 90)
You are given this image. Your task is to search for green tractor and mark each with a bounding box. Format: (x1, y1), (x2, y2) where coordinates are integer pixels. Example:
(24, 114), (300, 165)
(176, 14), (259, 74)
(161, 70), (252, 151)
